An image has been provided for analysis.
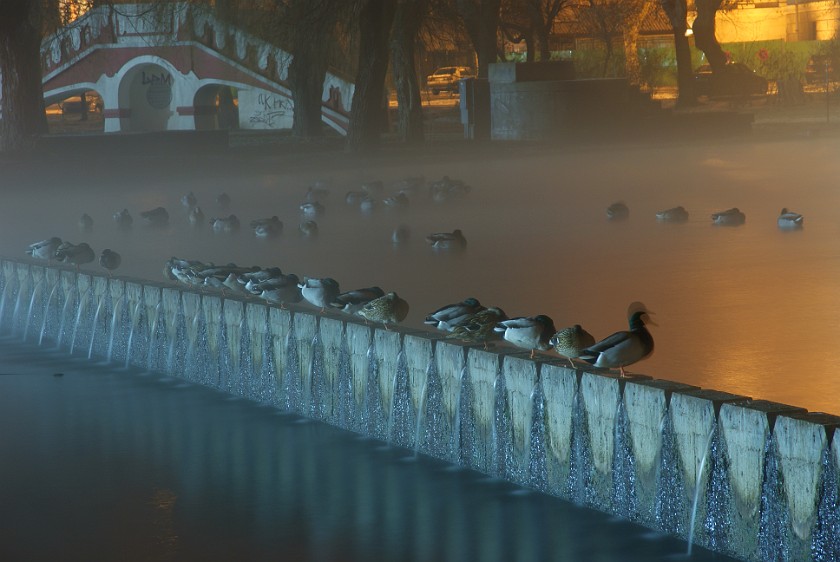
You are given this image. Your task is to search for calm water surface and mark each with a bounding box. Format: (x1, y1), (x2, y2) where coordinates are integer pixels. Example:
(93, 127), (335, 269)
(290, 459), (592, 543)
(0, 339), (733, 561)
(2, 134), (839, 414)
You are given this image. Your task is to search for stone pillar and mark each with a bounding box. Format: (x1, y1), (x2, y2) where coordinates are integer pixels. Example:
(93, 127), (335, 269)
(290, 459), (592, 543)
(540, 363), (578, 497)
(268, 306), (293, 407)
(319, 316), (345, 422)
(346, 321), (372, 429)
(502, 353), (540, 485)
(434, 339), (470, 463)
(465, 347), (502, 474)
(774, 412), (840, 560)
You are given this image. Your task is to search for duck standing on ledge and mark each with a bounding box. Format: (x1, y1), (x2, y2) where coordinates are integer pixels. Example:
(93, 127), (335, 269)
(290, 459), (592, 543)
(494, 314), (556, 358)
(550, 324), (597, 367)
(580, 303), (654, 377)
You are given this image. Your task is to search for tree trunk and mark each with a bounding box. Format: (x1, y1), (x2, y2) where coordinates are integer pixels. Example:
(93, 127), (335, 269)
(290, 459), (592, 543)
(622, 1), (654, 86)
(693, 0), (726, 72)
(456, 0), (502, 78)
(0, 0), (48, 152)
(660, 0), (696, 106)
(390, 0), (426, 144)
(346, 0), (397, 152)
(287, 0), (335, 139)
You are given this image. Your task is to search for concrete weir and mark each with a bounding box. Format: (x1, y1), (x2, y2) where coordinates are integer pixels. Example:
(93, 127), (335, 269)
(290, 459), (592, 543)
(2, 259), (839, 561)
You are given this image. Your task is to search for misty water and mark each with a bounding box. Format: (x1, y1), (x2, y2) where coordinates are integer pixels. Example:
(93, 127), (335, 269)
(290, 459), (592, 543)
(0, 338), (734, 561)
(3, 132), (839, 417)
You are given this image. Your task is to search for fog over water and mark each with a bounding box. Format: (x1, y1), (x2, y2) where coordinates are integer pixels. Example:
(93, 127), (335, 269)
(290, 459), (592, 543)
(4, 134), (840, 415)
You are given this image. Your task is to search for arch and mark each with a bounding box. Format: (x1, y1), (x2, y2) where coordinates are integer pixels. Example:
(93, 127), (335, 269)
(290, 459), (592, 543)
(43, 84), (105, 133)
(115, 56), (182, 132)
(193, 83), (239, 130)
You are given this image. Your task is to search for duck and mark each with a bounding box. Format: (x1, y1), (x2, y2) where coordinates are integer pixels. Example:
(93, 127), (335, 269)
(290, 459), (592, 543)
(257, 273), (302, 307)
(188, 205), (205, 227)
(305, 181), (330, 202)
(426, 229), (467, 250)
(359, 196), (377, 214)
(113, 208), (133, 229)
(98, 249), (121, 276)
(299, 220), (319, 237)
(55, 241), (95, 269)
(447, 306), (508, 347)
(777, 207), (804, 229)
(493, 315), (556, 358)
(78, 213), (94, 232)
(250, 216), (283, 238)
(345, 190), (367, 205)
(711, 207), (745, 226)
(424, 297), (485, 332)
(392, 225), (410, 245)
(430, 176), (471, 203)
(26, 237), (62, 260)
(579, 302), (655, 377)
(357, 291), (410, 328)
(300, 201), (325, 218)
(606, 201), (629, 221)
(330, 286), (385, 315)
(383, 193), (409, 208)
(549, 324), (597, 368)
(655, 206), (689, 223)
(216, 192), (231, 208)
(210, 214), (240, 233)
(140, 206), (169, 227)
(361, 180), (385, 197)
(181, 192), (198, 208)
(298, 277), (341, 312)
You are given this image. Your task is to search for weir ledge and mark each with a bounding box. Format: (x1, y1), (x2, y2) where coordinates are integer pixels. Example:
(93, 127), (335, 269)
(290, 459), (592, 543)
(3, 258), (839, 561)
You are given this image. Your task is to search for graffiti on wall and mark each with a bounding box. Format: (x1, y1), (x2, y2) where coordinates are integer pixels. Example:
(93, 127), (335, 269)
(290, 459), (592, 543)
(248, 92), (291, 127)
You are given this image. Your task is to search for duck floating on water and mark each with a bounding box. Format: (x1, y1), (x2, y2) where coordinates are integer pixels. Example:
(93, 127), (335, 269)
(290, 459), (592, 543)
(606, 201), (629, 221)
(140, 206), (169, 227)
(426, 229), (466, 250)
(113, 208), (133, 229)
(711, 207), (745, 226)
(579, 302), (655, 377)
(655, 206), (689, 223)
(777, 207), (803, 229)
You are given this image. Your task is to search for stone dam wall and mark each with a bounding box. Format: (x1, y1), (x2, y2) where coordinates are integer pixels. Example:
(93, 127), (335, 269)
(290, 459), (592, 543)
(2, 259), (838, 561)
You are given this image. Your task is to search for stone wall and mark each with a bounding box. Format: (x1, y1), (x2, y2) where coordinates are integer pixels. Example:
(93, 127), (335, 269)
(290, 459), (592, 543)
(3, 258), (838, 561)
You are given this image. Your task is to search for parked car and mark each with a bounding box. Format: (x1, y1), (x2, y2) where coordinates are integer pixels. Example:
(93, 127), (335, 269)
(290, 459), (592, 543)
(694, 62), (768, 98)
(805, 55), (837, 84)
(426, 66), (474, 95)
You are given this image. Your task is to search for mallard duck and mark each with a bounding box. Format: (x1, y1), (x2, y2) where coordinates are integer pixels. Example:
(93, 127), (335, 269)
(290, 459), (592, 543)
(426, 229), (466, 250)
(78, 213), (93, 232)
(181, 192), (198, 208)
(250, 216), (283, 238)
(606, 201), (629, 221)
(113, 208), (133, 229)
(140, 206), (169, 227)
(305, 181), (330, 202)
(300, 201), (325, 218)
(299, 277), (341, 312)
(494, 314), (557, 358)
(777, 208), (803, 229)
(447, 307), (508, 347)
(257, 273), (302, 307)
(216, 192), (231, 208)
(579, 303), (655, 377)
(550, 324), (597, 368)
(359, 196), (377, 213)
(188, 205), (205, 227)
(99, 249), (121, 276)
(392, 225), (410, 245)
(345, 190), (366, 205)
(210, 214), (240, 233)
(55, 241), (95, 269)
(330, 286), (385, 315)
(711, 207), (745, 226)
(430, 176), (471, 203)
(424, 297), (485, 332)
(655, 206), (689, 223)
(26, 237), (62, 261)
(383, 193), (409, 208)
(357, 291), (409, 328)
(299, 220), (319, 237)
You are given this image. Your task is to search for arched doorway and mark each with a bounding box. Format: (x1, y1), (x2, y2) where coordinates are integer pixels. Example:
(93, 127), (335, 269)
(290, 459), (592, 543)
(193, 85), (239, 130)
(118, 62), (174, 132)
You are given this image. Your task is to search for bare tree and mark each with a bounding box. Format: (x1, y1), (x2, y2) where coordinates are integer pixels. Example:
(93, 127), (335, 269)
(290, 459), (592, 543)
(391, 0), (428, 143)
(620, 0), (655, 85)
(455, 0), (502, 77)
(693, 0), (727, 72)
(527, 0), (571, 61)
(0, 0), (49, 151)
(660, 0), (696, 106)
(346, 0), (397, 151)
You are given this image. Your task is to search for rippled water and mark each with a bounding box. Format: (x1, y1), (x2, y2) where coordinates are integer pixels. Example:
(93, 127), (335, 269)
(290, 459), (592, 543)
(3, 134), (839, 414)
(0, 338), (733, 561)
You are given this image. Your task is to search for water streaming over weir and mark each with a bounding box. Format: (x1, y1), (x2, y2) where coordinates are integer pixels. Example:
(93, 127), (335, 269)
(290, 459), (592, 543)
(2, 258), (839, 561)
